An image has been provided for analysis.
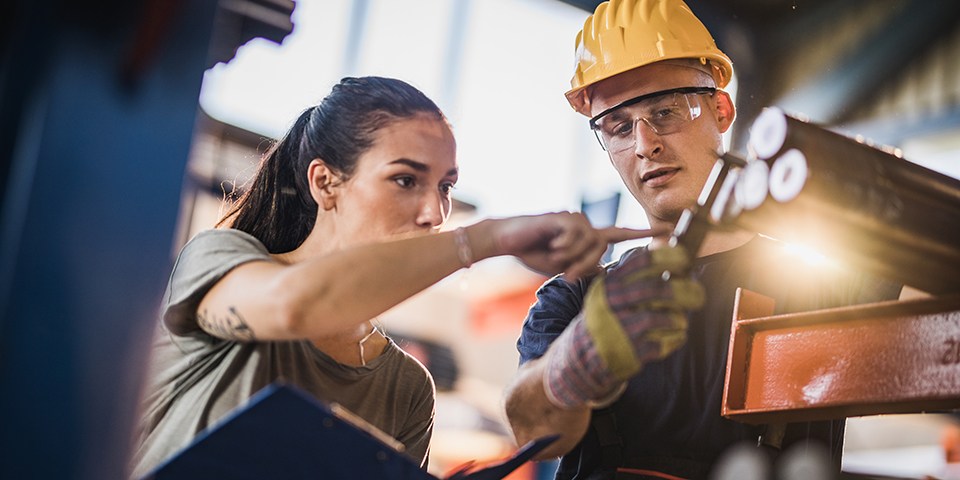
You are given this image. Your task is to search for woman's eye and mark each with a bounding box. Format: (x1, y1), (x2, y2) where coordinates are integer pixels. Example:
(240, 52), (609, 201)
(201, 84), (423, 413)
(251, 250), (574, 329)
(394, 176), (415, 188)
(440, 183), (455, 195)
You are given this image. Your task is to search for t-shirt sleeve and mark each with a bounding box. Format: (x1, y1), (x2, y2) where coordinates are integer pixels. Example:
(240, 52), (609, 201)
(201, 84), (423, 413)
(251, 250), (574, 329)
(161, 229), (272, 336)
(396, 377), (435, 469)
(516, 275), (590, 364)
(390, 348), (436, 468)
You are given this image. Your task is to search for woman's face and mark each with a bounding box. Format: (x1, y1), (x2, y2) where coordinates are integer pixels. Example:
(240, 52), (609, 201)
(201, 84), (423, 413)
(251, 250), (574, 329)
(332, 114), (458, 246)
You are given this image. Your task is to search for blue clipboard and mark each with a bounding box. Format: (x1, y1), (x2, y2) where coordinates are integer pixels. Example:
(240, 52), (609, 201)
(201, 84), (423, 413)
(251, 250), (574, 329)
(141, 382), (557, 480)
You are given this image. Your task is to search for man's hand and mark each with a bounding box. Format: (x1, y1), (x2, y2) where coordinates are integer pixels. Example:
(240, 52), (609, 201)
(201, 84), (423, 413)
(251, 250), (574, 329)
(542, 245), (705, 408)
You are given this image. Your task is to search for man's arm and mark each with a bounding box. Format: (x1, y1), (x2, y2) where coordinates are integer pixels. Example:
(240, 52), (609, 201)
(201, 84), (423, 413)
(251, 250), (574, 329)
(504, 245), (703, 459)
(504, 272), (592, 459)
(504, 349), (592, 460)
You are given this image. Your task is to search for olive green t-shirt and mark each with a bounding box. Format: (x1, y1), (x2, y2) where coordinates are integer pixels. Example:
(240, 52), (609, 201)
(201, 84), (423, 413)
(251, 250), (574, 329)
(129, 229), (435, 478)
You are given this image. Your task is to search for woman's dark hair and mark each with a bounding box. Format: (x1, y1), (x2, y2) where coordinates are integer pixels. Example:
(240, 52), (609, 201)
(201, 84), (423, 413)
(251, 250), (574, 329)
(217, 76), (445, 253)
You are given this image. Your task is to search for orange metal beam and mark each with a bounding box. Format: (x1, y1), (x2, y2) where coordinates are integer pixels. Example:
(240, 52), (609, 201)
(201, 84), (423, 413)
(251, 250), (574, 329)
(722, 288), (960, 425)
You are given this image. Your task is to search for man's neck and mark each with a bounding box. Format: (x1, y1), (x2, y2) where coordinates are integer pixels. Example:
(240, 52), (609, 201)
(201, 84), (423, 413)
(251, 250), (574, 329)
(695, 228), (756, 257)
(649, 226), (755, 257)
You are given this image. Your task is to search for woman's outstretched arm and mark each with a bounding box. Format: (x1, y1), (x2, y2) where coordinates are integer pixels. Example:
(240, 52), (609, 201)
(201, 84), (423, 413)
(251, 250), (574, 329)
(195, 213), (657, 342)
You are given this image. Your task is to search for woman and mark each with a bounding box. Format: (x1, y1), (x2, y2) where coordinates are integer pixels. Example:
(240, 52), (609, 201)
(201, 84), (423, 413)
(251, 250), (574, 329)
(129, 76), (644, 476)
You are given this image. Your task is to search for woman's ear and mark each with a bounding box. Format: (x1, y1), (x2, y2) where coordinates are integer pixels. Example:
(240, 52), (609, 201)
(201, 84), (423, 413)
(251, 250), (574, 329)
(307, 159), (342, 211)
(715, 90), (736, 134)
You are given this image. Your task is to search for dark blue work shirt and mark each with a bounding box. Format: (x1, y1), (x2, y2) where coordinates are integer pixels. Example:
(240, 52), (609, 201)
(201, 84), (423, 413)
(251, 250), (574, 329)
(517, 235), (901, 480)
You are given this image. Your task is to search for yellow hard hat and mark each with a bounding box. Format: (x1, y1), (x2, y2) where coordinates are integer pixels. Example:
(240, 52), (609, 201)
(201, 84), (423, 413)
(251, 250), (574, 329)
(566, 0), (734, 116)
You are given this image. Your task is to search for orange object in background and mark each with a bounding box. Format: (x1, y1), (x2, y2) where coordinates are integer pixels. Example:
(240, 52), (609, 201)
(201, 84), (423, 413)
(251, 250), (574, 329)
(443, 454), (535, 480)
(941, 423), (960, 464)
(470, 281), (545, 338)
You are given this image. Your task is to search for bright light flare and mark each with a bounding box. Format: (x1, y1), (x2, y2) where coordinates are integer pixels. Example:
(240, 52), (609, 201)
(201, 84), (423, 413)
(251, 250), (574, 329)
(782, 241), (827, 264)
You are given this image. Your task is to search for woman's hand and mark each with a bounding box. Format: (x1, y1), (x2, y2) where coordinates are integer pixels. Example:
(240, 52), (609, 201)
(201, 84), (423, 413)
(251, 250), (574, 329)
(485, 212), (664, 280)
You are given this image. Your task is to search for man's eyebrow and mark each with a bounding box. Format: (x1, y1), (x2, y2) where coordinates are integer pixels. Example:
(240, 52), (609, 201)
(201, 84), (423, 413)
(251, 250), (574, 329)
(602, 108), (631, 124)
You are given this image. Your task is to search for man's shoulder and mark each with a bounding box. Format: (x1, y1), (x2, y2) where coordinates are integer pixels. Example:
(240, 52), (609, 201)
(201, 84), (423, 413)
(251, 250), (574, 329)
(602, 244), (649, 271)
(530, 244), (652, 311)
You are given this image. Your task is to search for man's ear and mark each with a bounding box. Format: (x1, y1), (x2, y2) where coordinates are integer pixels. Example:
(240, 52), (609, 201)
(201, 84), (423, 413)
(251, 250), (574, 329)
(715, 90), (736, 134)
(307, 159), (342, 211)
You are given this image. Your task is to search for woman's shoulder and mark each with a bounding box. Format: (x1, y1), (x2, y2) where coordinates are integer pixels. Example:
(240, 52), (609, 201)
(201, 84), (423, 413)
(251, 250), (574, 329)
(171, 229), (272, 281)
(381, 340), (434, 386)
(181, 228), (269, 255)
(162, 229), (273, 336)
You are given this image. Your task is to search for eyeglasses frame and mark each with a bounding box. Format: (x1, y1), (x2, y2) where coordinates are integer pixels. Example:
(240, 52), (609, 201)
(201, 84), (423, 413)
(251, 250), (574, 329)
(588, 86), (718, 151)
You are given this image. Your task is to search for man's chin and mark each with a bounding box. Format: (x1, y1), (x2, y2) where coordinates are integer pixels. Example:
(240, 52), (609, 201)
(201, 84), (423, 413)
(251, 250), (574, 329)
(642, 198), (693, 223)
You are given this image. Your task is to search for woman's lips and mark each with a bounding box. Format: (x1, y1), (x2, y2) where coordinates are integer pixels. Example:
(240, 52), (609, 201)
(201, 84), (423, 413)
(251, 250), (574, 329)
(643, 168), (679, 187)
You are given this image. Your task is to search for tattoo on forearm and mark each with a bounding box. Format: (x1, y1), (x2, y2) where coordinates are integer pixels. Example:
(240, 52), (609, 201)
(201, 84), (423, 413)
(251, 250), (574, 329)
(197, 307), (256, 342)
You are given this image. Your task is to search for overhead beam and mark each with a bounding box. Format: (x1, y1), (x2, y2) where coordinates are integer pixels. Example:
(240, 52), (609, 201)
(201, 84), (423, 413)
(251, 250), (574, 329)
(774, 0), (960, 124)
(552, 0), (601, 12)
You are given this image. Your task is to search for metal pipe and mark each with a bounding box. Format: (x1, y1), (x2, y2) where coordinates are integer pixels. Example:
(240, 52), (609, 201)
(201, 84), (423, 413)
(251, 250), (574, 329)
(750, 107), (960, 212)
(721, 109), (960, 294)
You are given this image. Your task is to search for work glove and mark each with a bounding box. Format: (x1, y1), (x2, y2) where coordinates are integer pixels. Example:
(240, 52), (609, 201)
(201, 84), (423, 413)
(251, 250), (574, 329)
(543, 245), (705, 408)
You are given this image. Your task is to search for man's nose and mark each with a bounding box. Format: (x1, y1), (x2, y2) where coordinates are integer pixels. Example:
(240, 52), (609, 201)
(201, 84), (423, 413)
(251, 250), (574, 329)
(632, 118), (663, 158)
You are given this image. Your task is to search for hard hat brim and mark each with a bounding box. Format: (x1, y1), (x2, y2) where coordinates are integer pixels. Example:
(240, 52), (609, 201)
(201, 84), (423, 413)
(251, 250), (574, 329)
(566, 53), (733, 117)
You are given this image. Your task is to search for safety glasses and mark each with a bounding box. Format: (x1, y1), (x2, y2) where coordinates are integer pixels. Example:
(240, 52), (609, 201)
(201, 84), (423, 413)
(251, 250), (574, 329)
(589, 87), (716, 154)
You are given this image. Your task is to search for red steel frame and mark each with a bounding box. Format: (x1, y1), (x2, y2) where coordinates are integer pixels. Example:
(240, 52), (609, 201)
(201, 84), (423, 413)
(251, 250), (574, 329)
(722, 288), (960, 424)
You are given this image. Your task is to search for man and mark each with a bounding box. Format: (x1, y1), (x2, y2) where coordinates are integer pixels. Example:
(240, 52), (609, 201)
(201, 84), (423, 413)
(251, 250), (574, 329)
(503, 1), (902, 479)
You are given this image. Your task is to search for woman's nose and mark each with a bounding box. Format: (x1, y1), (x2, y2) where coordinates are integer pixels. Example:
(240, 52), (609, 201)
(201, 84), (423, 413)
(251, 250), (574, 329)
(416, 191), (446, 229)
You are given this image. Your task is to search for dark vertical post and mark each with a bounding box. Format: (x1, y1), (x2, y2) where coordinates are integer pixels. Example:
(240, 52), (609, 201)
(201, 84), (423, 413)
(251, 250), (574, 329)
(0, 1), (220, 479)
